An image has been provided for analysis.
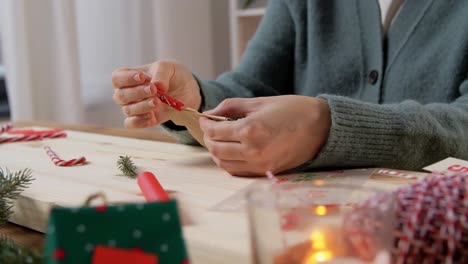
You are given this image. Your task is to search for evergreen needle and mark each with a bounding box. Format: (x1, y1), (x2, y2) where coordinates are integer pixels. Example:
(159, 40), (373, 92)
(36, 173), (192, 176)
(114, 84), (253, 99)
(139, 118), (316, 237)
(0, 167), (39, 263)
(117, 156), (137, 178)
(0, 236), (43, 264)
(0, 167), (34, 225)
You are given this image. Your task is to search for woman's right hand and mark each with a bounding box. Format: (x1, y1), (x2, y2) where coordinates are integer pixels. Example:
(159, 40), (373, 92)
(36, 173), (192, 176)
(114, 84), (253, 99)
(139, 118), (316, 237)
(111, 60), (202, 128)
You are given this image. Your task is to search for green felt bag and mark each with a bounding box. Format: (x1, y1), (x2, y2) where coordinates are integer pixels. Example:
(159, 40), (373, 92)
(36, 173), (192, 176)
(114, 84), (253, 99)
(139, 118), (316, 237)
(43, 195), (188, 264)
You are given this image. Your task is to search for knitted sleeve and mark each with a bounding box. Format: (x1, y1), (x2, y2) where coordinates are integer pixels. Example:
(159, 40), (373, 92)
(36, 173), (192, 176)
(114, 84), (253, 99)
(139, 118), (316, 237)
(297, 79), (468, 171)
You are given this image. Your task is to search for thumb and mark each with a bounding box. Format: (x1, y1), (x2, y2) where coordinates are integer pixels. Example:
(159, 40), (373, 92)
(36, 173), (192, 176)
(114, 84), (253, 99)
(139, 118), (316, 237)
(150, 61), (173, 94)
(154, 82), (169, 95)
(205, 98), (257, 118)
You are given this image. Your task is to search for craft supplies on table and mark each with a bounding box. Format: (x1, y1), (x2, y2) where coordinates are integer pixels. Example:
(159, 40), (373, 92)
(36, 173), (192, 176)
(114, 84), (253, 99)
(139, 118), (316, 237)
(156, 88), (235, 146)
(44, 145), (87, 166)
(248, 171), (468, 264)
(0, 124), (67, 144)
(0, 128), (254, 263)
(3, 126), (459, 264)
(137, 172), (170, 202)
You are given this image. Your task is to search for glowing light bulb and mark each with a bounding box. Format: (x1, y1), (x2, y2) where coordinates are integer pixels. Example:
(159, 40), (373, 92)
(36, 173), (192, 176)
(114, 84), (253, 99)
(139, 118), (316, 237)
(303, 250), (334, 264)
(315, 251), (333, 262)
(303, 229), (334, 264)
(315, 205), (327, 216)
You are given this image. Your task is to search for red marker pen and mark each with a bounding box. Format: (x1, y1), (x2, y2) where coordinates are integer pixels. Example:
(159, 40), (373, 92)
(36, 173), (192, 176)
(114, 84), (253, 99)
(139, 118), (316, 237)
(137, 172), (170, 202)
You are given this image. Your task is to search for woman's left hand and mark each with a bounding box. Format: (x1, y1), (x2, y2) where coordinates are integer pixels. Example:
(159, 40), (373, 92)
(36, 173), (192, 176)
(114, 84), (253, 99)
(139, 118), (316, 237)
(199, 95), (331, 176)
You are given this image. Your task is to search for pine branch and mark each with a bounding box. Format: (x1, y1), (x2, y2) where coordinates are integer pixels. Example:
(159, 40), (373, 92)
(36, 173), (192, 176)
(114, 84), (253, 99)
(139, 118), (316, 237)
(0, 168), (34, 225)
(117, 156), (137, 178)
(0, 167), (39, 263)
(0, 236), (43, 264)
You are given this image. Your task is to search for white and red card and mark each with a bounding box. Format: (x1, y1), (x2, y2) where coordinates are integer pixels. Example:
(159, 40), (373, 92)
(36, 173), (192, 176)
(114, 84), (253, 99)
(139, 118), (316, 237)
(423, 157), (468, 173)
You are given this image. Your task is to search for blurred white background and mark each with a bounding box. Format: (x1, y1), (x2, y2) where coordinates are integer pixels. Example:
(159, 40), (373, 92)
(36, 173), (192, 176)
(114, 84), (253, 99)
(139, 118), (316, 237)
(0, 0), (231, 127)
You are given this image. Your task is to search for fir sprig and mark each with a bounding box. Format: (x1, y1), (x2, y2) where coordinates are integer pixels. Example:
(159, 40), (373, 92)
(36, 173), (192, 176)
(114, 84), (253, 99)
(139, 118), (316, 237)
(0, 168), (34, 225)
(0, 236), (43, 264)
(117, 156), (137, 178)
(0, 167), (39, 263)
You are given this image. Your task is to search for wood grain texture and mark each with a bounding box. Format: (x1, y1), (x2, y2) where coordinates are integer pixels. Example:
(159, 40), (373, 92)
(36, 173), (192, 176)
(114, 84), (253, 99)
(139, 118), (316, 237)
(1, 121), (179, 253)
(0, 121), (427, 263)
(12, 120), (178, 143)
(0, 223), (44, 251)
(1, 123), (255, 263)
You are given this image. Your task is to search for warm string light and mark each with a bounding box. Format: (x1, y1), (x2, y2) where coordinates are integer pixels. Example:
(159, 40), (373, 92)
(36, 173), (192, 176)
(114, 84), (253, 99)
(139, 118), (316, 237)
(266, 171), (335, 263)
(303, 230), (334, 264)
(315, 205), (327, 216)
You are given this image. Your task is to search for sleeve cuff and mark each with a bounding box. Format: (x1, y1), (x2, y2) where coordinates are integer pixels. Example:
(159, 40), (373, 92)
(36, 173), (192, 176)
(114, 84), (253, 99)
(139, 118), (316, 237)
(159, 124), (200, 146)
(193, 74), (228, 112)
(293, 95), (404, 171)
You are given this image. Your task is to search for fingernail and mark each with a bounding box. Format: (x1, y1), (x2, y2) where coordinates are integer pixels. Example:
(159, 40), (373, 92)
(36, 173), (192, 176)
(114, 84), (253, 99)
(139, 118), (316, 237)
(148, 98), (156, 108)
(144, 85), (153, 95)
(134, 73), (141, 82)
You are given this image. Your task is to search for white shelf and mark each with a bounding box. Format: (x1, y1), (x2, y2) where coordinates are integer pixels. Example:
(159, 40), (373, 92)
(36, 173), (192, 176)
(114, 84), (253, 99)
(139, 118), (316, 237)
(236, 7), (265, 17)
(230, 0), (267, 68)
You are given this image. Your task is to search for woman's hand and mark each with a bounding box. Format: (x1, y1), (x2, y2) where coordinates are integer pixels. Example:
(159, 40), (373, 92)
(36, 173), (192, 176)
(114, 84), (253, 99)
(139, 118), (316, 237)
(111, 60), (201, 128)
(199, 95), (331, 176)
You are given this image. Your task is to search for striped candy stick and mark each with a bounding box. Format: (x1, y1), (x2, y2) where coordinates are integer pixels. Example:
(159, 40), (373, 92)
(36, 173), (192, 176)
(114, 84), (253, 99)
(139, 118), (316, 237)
(0, 131), (67, 144)
(0, 123), (12, 134)
(44, 146), (87, 166)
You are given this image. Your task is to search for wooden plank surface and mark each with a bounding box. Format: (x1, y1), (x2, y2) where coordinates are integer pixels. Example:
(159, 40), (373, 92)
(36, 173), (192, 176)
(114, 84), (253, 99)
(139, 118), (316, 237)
(0, 121), (428, 263)
(12, 121), (178, 143)
(0, 121), (176, 252)
(1, 122), (257, 263)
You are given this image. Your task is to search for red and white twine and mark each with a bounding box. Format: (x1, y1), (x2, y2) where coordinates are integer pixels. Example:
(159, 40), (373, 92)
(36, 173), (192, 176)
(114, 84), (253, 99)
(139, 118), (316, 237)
(344, 172), (468, 264)
(44, 146), (86, 166)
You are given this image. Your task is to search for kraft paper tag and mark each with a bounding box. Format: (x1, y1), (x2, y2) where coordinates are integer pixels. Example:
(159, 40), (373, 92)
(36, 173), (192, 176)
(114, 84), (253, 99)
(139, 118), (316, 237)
(167, 108), (206, 147)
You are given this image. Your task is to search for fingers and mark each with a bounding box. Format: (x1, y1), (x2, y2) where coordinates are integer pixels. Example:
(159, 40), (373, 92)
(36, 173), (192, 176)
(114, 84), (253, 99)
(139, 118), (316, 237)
(204, 98), (258, 117)
(199, 117), (241, 141)
(203, 136), (244, 161)
(124, 113), (154, 129)
(122, 97), (159, 117)
(113, 83), (157, 105)
(123, 101), (170, 129)
(211, 157), (270, 177)
(203, 124), (276, 176)
(112, 68), (151, 88)
(123, 110), (169, 129)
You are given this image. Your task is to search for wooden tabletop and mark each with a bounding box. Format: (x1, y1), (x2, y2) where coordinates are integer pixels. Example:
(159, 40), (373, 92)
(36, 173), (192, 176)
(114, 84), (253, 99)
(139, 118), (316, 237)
(0, 120), (178, 251)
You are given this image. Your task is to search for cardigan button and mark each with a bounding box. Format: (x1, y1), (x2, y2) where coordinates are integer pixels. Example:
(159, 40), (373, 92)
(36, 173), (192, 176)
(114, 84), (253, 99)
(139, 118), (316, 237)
(368, 70), (379, 85)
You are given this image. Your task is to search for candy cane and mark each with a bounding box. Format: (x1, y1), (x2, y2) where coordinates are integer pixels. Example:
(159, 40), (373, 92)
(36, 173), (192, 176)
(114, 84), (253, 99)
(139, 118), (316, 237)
(44, 146), (86, 166)
(0, 131), (66, 144)
(0, 123), (12, 134)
